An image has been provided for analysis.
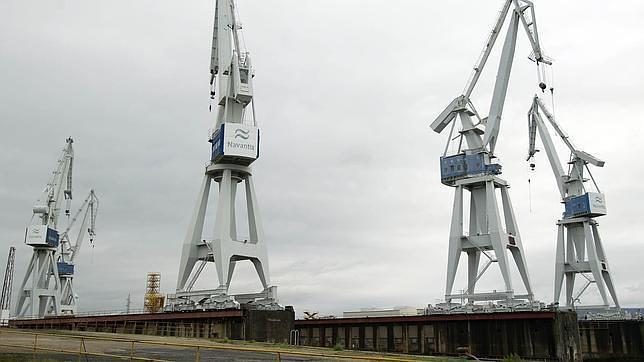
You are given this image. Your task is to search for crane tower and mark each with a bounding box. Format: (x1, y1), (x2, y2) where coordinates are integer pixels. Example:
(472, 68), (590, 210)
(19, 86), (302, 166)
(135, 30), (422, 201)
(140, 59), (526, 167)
(16, 138), (74, 318)
(527, 96), (619, 309)
(1, 246), (16, 326)
(169, 0), (278, 311)
(430, 0), (551, 306)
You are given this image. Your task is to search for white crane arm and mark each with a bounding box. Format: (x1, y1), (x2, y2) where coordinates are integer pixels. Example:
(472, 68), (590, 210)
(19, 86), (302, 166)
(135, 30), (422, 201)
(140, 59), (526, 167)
(463, 0), (514, 98)
(59, 190), (98, 263)
(33, 138), (74, 230)
(482, 10), (519, 154)
(209, 0), (254, 128)
(527, 97), (567, 197)
(514, 0), (552, 65)
(533, 97), (604, 167)
(434, 0), (551, 154)
(431, 96), (467, 133)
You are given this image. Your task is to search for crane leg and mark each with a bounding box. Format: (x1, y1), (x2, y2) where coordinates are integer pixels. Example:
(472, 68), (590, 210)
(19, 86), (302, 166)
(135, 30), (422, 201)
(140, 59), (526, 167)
(553, 223), (565, 305)
(486, 181), (513, 293)
(176, 175), (212, 291)
(591, 223), (619, 307)
(445, 185), (464, 301)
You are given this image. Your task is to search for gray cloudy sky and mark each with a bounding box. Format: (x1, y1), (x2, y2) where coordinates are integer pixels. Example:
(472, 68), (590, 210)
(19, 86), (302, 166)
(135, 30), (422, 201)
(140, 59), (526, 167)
(1, 0), (643, 317)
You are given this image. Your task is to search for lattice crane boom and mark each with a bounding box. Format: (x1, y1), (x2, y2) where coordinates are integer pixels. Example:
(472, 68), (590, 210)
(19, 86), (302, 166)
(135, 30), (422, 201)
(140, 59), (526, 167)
(1, 246), (16, 325)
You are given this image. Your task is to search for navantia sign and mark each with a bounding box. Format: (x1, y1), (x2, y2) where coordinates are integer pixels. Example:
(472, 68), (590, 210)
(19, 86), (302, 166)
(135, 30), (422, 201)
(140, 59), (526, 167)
(211, 123), (260, 162)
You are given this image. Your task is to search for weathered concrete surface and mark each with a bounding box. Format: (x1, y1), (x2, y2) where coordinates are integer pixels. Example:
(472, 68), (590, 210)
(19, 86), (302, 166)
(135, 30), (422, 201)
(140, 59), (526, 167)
(245, 309), (295, 343)
(579, 319), (644, 361)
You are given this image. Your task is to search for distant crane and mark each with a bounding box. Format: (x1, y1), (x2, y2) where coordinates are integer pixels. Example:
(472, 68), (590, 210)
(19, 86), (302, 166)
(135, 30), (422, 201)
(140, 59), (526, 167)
(57, 190), (99, 315)
(1, 246), (16, 326)
(430, 0), (551, 305)
(170, 0), (277, 311)
(527, 95), (619, 309)
(16, 138), (74, 317)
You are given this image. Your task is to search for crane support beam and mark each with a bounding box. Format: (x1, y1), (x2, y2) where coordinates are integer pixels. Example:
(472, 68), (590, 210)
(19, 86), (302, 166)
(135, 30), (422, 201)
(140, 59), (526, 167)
(528, 98), (567, 198)
(463, 0), (514, 98)
(483, 10), (519, 153)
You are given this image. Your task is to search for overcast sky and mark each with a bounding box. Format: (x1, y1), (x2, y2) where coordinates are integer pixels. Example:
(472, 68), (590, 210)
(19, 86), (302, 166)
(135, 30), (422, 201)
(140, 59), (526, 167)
(1, 0), (643, 317)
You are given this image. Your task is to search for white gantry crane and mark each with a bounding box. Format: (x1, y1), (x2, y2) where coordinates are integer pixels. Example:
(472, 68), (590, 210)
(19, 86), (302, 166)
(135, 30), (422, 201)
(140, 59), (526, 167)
(57, 190), (99, 315)
(16, 138), (74, 318)
(527, 96), (619, 309)
(430, 0), (551, 306)
(170, 0), (277, 311)
(1, 246), (16, 326)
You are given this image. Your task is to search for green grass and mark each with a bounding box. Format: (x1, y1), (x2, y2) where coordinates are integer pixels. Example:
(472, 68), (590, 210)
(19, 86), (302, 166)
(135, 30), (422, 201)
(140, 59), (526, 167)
(502, 354), (523, 362)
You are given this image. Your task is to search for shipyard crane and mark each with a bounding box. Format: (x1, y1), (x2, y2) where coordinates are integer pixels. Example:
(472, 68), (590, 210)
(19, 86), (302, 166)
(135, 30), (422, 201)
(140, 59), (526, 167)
(170, 0), (278, 311)
(1, 247), (16, 326)
(16, 138), (74, 318)
(527, 96), (618, 309)
(57, 190), (99, 315)
(429, 0), (551, 306)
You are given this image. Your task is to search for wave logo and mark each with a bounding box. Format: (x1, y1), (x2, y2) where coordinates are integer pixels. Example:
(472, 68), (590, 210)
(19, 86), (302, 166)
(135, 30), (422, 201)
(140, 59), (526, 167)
(234, 128), (250, 140)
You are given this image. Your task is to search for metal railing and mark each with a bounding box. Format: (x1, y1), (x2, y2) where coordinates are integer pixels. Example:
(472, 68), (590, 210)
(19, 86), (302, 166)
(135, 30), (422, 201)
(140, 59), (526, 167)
(0, 328), (423, 361)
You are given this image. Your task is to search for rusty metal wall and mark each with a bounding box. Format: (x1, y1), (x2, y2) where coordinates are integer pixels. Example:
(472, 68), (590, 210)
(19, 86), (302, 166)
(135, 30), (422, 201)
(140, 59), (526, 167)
(296, 311), (581, 361)
(579, 319), (644, 361)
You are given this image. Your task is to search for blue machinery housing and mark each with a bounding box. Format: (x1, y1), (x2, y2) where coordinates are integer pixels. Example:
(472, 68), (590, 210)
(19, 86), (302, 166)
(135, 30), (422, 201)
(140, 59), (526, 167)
(45, 228), (60, 248)
(563, 193), (606, 219)
(209, 123), (260, 166)
(57, 261), (74, 276)
(440, 153), (502, 185)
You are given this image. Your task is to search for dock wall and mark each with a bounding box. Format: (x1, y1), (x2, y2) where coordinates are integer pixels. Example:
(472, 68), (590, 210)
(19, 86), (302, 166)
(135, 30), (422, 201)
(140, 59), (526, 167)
(295, 311), (580, 361)
(10, 308), (294, 344)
